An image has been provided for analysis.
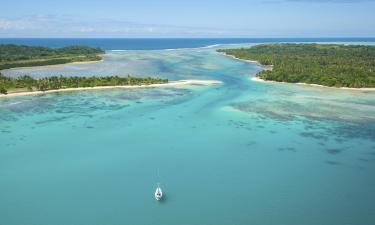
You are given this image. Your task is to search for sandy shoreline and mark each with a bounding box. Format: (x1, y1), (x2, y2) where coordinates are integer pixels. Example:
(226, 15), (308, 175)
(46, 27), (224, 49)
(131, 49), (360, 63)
(0, 79), (222, 98)
(250, 77), (375, 91)
(219, 52), (273, 71)
(2, 57), (104, 72)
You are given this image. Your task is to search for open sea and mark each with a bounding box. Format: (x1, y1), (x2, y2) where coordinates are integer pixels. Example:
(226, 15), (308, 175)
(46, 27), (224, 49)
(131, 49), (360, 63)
(1, 38), (375, 225)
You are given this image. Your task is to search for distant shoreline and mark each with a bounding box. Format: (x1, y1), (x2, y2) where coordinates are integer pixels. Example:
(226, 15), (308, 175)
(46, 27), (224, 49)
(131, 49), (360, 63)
(220, 52), (375, 91)
(0, 45), (105, 71)
(0, 79), (222, 98)
(219, 52), (274, 71)
(2, 57), (104, 72)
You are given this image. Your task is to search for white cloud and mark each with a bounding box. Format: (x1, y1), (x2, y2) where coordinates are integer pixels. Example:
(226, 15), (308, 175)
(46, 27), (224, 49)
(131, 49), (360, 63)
(0, 20), (11, 30)
(0, 15), (255, 37)
(1, 13), (373, 37)
(0, 18), (32, 30)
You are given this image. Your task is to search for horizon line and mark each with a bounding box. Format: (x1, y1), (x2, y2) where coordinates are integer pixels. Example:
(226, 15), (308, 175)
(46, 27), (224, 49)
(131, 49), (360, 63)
(1, 37), (375, 39)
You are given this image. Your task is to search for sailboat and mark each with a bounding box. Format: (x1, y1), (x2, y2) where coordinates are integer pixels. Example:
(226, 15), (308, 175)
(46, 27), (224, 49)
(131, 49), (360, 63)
(155, 183), (163, 201)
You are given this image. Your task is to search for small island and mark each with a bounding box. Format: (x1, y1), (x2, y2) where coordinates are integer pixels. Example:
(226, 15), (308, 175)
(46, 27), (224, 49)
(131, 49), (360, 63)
(0, 73), (221, 98)
(0, 74), (169, 95)
(218, 43), (375, 88)
(0, 44), (104, 70)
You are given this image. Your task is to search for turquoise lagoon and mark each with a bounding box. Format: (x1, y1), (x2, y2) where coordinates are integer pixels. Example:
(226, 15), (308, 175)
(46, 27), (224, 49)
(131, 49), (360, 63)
(1, 44), (375, 225)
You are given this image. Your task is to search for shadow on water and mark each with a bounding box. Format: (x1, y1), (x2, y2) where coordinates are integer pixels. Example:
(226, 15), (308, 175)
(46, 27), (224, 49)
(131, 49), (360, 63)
(326, 148), (345, 155)
(325, 160), (341, 166)
(278, 147), (297, 152)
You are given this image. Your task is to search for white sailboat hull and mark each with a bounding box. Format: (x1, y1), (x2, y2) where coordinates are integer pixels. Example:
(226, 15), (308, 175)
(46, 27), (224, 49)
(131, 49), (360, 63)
(155, 187), (163, 201)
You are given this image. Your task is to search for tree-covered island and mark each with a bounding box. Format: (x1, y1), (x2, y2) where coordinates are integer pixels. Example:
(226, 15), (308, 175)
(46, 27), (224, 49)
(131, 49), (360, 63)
(0, 44), (104, 70)
(218, 43), (375, 88)
(0, 74), (168, 95)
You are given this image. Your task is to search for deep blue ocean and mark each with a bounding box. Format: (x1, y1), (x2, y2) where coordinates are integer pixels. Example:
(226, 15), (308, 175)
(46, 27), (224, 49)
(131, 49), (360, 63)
(1, 37), (375, 50)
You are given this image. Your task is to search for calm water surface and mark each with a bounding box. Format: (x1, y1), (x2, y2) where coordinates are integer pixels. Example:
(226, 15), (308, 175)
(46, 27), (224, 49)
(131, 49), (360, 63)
(1, 41), (375, 225)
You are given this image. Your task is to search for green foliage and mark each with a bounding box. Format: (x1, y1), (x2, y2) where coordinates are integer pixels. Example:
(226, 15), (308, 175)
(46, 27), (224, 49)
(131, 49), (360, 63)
(0, 45), (167, 94)
(0, 86), (7, 94)
(0, 44), (104, 70)
(0, 72), (168, 94)
(218, 43), (375, 88)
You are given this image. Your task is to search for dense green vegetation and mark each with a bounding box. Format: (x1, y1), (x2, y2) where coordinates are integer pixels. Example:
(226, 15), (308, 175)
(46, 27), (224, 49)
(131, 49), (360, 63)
(218, 43), (375, 88)
(0, 73), (168, 94)
(0, 44), (104, 70)
(0, 44), (167, 95)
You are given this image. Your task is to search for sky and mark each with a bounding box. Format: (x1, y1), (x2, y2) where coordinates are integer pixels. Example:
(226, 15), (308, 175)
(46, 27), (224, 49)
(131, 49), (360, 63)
(0, 0), (375, 38)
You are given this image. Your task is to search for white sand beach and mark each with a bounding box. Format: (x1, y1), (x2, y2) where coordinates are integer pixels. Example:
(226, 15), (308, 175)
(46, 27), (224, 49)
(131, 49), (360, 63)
(219, 52), (273, 71)
(250, 77), (375, 91)
(0, 79), (222, 98)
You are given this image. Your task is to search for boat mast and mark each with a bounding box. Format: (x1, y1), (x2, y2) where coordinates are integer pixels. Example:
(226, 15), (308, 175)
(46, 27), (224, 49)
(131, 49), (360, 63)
(157, 168), (160, 187)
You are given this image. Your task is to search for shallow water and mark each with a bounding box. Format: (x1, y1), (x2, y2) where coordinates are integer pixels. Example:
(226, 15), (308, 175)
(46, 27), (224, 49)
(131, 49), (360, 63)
(1, 44), (375, 225)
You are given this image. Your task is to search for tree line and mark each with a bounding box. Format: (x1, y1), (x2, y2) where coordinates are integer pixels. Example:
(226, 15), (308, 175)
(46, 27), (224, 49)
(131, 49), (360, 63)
(0, 44), (104, 70)
(0, 73), (168, 94)
(218, 43), (375, 88)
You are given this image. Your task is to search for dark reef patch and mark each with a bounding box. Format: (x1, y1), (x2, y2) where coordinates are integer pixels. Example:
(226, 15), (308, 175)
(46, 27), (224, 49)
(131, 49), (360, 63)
(358, 158), (369, 162)
(299, 132), (328, 141)
(230, 96), (375, 143)
(335, 138), (344, 143)
(326, 148), (344, 155)
(278, 147), (296, 152)
(227, 120), (252, 130)
(335, 122), (375, 140)
(246, 141), (257, 146)
(0, 114), (19, 122)
(325, 161), (341, 166)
